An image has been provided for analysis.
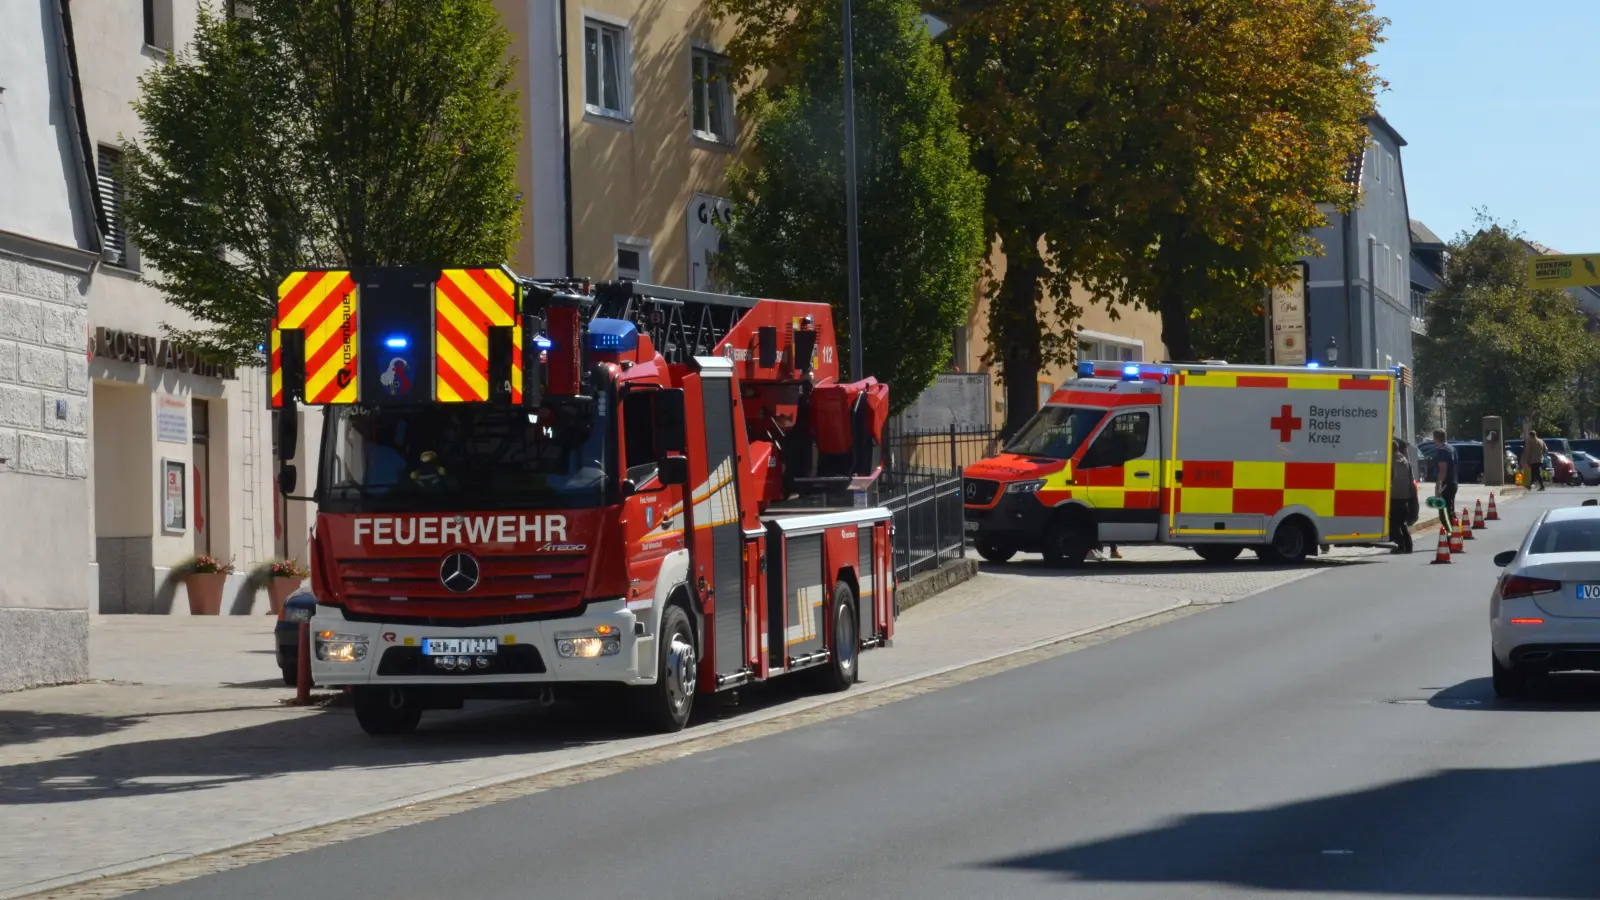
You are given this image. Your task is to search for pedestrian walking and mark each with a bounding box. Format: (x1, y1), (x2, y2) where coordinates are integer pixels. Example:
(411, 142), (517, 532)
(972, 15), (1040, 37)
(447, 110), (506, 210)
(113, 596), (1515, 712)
(1390, 438), (1416, 554)
(1522, 430), (1547, 491)
(1431, 429), (1459, 530)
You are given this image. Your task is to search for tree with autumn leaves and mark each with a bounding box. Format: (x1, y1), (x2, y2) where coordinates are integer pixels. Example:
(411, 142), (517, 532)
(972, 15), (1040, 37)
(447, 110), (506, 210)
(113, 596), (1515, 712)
(713, 0), (1383, 432)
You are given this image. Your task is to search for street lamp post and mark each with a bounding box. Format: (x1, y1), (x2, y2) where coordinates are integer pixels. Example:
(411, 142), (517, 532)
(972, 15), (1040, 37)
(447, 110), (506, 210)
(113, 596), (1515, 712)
(842, 0), (864, 382)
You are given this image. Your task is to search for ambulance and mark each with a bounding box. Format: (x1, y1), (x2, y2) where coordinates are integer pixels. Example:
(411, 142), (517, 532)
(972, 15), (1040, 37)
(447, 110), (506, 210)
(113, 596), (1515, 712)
(962, 360), (1398, 566)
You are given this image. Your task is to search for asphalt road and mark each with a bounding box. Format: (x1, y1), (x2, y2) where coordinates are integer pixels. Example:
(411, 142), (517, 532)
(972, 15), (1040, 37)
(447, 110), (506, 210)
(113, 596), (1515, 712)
(145, 487), (1600, 900)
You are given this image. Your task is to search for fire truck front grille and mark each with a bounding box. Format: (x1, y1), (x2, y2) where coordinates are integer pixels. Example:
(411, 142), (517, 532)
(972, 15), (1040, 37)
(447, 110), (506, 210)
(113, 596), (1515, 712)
(336, 554), (587, 607)
(963, 478), (999, 505)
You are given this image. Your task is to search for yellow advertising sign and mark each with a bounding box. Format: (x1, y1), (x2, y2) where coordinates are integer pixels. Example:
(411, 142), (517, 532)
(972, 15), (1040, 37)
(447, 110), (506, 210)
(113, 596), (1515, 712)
(1528, 254), (1600, 289)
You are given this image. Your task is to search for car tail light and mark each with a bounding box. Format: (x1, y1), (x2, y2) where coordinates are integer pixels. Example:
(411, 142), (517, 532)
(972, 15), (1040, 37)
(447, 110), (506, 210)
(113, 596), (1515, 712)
(1503, 575), (1562, 598)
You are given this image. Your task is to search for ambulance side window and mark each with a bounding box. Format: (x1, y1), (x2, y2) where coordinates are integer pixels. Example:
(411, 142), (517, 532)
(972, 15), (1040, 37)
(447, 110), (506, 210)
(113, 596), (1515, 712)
(1081, 412), (1150, 468)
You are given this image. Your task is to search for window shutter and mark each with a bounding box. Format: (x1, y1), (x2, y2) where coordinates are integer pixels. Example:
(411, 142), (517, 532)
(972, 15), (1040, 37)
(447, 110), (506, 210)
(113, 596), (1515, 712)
(97, 148), (128, 268)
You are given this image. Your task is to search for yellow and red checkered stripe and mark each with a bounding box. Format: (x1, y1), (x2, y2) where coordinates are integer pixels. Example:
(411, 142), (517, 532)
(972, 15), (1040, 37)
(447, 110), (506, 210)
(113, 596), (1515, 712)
(275, 270), (359, 405)
(1177, 371), (1393, 392)
(1170, 460), (1388, 518)
(435, 268), (522, 403)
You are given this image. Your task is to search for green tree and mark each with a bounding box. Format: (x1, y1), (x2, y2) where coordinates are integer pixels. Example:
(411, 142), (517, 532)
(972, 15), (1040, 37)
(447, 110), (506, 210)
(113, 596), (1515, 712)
(945, 0), (1381, 429)
(122, 0), (521, 365)
(711, 0), (987, 410)
(1416, 220), (1598, 439)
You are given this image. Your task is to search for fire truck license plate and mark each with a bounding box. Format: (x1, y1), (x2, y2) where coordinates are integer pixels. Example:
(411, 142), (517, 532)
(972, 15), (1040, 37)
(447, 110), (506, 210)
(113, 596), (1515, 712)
(421, 638), (499, 656)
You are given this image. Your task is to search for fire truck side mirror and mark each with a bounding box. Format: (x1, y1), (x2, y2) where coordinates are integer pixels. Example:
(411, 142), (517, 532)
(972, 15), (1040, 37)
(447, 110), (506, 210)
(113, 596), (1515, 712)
(659, 455), (689, 486)
(654, 388), (686, 453)
(278, 464), (298, 496)
(794, 328), (817, 373)
(277, 399), (299, 461)
(758, 326), (778, 368)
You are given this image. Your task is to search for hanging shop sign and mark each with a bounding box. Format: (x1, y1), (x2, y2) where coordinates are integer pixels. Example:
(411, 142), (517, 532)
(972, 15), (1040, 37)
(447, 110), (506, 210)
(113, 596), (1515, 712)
(92, 328), (236, 379)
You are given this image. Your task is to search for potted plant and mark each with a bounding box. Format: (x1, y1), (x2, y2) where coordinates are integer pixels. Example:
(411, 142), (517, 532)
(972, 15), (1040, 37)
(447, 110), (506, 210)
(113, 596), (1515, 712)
(260, 558), (309, 615)
(181, 555), (232, 615)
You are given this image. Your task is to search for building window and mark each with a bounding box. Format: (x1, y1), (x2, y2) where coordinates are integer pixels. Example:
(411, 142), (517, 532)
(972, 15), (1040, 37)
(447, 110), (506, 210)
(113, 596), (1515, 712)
(1077, 334), (1142, 363)
(691, 49), (733, 143)
(97, 146), (132, 269)
(143, 0), (172, 50)
(584, 18), (631, 120)
(1037, 382), (1055, 406)
(615, 236), (651, 281)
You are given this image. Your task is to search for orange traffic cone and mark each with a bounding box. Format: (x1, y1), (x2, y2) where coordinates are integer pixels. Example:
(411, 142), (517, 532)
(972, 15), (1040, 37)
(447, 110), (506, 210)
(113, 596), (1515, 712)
(1450, 520), (1466, 553)
(1487, 492), (1500, 521)
(1461, 508), (1475, 540)
(1431, 526), (1452, 564)
(1474, 500), (1487, 530)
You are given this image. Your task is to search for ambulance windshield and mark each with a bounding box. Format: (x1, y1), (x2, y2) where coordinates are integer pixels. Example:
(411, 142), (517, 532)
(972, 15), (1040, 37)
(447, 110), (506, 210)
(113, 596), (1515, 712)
(1005, 406), (1106, 459)
(317, 404), (608, 512)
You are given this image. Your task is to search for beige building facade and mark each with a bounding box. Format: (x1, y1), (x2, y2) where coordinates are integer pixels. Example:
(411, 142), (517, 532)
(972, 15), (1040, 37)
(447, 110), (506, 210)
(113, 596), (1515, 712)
(496, 0), (741, 288)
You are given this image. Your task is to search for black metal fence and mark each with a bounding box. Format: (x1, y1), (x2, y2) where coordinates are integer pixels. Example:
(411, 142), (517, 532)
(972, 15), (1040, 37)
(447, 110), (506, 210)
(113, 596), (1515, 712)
(873, 423), (1002, 583)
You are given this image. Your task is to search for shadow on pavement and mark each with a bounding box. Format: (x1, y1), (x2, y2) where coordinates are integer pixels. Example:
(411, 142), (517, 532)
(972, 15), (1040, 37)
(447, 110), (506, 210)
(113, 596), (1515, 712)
(977, 555), (1382, 579)
(0, 675), (821, 806)
(980, 759), (1600, 897)
(1428, 674), (1600, 711)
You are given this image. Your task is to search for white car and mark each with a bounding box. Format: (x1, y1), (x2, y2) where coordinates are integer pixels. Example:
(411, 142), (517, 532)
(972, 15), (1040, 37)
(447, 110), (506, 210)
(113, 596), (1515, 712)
(1570, 450), (1600, 486)
(1491, 501), (1600, 697)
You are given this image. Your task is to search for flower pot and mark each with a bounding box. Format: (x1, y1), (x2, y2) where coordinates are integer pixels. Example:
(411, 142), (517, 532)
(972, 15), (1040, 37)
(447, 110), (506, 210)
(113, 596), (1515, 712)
(185, 572), (227, 616)
(267, 577), (304, 615)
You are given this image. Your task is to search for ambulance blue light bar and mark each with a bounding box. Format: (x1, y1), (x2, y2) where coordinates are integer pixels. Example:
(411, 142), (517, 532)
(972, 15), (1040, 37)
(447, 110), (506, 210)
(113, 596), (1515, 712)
(1121, 364), (1141, 381)
(585, 318), (638, 352)
(1306, 361), (1321, 368)
(1077, 361), (1095, 378)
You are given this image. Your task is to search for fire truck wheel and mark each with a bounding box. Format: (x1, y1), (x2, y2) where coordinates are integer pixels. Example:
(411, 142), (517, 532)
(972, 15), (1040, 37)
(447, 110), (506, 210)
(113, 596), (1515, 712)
(812, 582), (860, 693)
(1260, 518), (1312, 565)
(1043, 519), (1092, 568)
(1193, 545), (1243, 565)
(630, 604), (697, 733)
(280, 665), (297, 687)
(352, 687), (423, 736)
(975, 535), (1017, 564)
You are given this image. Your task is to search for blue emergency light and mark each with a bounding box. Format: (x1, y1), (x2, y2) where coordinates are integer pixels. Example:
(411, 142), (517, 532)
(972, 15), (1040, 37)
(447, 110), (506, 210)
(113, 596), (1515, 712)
(1306, 361), (1321, 369)
(383, 335), (409, 350)
(585, 318), (639, 352)
(1077, 361), (1096, 378)
(1122, 364), (1141, 381)
(532, 334), (554, 351)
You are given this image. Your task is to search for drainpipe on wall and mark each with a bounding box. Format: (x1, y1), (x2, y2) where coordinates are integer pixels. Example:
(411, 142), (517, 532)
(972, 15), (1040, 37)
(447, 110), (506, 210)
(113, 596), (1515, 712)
(1341, 209), (1355, 369)
(558, 0), (575, 277)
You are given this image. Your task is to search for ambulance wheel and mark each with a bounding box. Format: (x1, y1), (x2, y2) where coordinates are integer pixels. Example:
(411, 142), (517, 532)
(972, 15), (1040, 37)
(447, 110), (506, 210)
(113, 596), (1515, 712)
(629, 604), (697, 733)
(1043, 519), (1092, 568)
(352, 687), (422, 736)
(1194, 545), (1243, 565)
(975, 535), (1017, 564)
(1260, 518), (1311, 565)
(811, 582), (859, 693)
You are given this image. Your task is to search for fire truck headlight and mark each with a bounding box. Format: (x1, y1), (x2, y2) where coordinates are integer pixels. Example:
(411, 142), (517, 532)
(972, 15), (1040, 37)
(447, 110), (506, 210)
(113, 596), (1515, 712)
(1006, 480), (1046, 494)
(555, 627), (625, 658)
(315, 632), (369, 663)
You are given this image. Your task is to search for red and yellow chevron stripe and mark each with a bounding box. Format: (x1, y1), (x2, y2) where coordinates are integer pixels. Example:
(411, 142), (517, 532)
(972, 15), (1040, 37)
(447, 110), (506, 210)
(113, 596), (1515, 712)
(276, 270), (359, 405)
(435, 267), (522, 403)
(269, 317), (281, 408)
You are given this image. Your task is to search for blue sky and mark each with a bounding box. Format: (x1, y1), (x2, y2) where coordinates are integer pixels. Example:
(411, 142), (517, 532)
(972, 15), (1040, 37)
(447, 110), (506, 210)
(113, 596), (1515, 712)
(1373, 0), (1600, 251)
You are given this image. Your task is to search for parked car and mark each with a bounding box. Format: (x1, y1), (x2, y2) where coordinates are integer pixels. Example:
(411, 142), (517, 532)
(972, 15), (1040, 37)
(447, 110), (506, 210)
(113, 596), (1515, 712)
(1570, 438), (1600, 457)
(1571, 450), (1600, 486)
(1548, 452), (1580, 486)
(1419, 441), (1484, 483)
(274, 590), (317, 686)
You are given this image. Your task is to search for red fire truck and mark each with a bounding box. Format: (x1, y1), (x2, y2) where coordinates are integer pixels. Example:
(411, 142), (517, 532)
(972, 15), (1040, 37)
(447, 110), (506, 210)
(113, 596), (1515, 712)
(270, 267), (894, 735)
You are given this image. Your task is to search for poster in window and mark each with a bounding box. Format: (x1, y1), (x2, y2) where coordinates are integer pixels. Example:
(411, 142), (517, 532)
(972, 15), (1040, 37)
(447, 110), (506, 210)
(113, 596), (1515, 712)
(162, 458), (187, 533)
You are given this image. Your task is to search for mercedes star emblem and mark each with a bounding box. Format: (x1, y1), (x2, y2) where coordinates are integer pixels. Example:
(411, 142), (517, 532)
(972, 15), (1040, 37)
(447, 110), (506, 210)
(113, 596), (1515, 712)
(965, 481), (977, 499)
(439, 552), (481, 593)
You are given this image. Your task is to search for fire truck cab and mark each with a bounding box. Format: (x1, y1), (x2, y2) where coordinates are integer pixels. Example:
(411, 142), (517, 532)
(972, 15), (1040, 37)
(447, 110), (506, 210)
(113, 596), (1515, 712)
(271, 267), (894, 735)
(963, 360), (1399, 567)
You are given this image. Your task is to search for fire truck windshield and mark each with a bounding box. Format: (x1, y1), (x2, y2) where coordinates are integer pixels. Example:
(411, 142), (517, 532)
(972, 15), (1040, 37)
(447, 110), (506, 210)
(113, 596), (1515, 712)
(317, 404), (608, 512)
(1004, 405), (1106, 459)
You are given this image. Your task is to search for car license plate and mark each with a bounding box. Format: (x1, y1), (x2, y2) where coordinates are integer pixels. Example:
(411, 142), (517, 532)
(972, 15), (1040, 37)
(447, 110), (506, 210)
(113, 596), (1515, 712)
(421, 637), (498, 656)
(964, 520), (980, 533)
(1577, 585), (1600, 600)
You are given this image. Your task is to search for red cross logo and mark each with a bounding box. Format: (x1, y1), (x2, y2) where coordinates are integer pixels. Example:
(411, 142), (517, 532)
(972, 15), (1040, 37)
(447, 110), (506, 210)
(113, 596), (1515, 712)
(1270, 405), (1303, 442)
